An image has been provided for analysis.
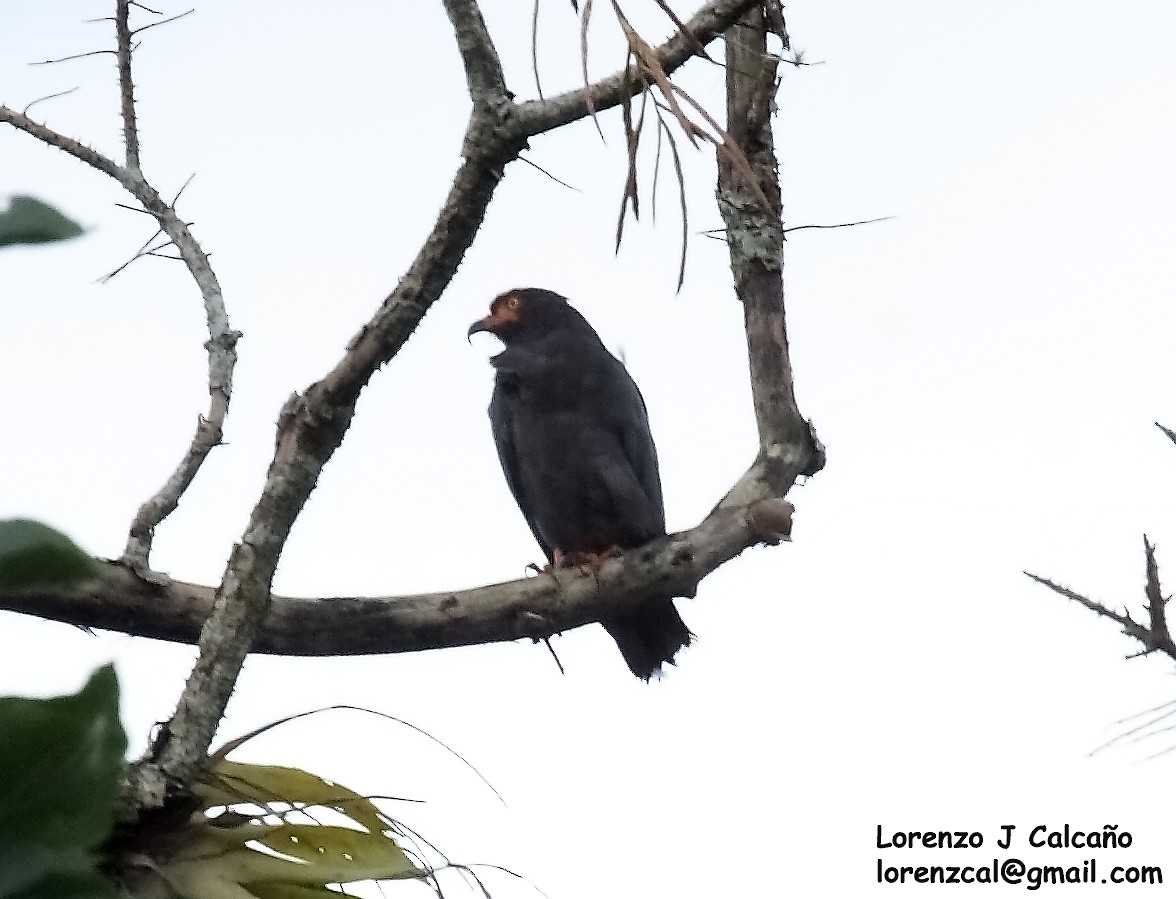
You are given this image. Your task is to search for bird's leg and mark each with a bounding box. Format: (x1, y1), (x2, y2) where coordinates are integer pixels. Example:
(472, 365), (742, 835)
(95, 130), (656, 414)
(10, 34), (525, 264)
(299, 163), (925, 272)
(555, 546), (623, 575)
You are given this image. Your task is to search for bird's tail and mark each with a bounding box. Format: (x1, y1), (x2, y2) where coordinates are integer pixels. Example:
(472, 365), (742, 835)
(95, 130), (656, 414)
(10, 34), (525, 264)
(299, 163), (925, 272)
(603, 598), (693, 680)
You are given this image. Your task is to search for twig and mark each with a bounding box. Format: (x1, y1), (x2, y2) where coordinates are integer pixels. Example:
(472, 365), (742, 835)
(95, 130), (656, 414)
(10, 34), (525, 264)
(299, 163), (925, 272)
(130, 8), (194, 37)
(23, 88), (79, 116)
(1144, 536), (1170, 643)
(115, 0), (140, 171)
(30, 50), (116, 65)
(783, 215), (894, 234)
(1026, 567), (1176, 662)
(1156, 421), (1176, 447)
(518, 154), (581, 191)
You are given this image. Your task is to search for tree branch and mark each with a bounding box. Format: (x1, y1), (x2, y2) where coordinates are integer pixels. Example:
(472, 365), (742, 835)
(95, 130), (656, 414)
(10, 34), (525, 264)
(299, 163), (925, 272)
(0, 103), (238, 580)
(1030, 427), (1176, 665)
(115, 0), (140, 172)
(1027, 571), (1176, 662)
(714, 7), (823, 509)
(443, 0), (508, 102)
(2, 497), (794, 655)
(1156, 420), (1176, 448)
(1027, 535), (1176, 662)
(515, 0), (758, 136)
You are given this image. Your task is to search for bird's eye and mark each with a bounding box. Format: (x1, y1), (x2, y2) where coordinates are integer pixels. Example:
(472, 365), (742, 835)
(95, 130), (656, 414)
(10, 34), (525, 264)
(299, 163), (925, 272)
(505, 296), (520, 312)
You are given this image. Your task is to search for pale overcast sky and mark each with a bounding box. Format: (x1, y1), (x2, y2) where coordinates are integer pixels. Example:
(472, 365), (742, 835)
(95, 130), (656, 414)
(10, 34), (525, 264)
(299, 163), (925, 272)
(4, 2), (1176, 896)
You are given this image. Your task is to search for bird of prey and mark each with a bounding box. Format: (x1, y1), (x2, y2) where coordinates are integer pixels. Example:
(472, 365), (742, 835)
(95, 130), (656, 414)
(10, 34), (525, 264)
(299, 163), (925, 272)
(468, 287), (692, 679)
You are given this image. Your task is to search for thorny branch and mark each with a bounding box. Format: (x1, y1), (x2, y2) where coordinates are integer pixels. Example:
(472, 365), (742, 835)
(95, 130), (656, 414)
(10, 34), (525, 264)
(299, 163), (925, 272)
(4, 0), (800, 830)
(1027, 539), (1176, 662)
(0, 3), (238, 583)
(1029, 423), (1176, 664)
(114, 0), (140, 173)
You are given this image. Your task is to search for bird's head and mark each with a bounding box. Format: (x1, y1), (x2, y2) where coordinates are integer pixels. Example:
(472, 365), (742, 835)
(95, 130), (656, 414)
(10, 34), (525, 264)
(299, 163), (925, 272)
(467, 288), (588, 344)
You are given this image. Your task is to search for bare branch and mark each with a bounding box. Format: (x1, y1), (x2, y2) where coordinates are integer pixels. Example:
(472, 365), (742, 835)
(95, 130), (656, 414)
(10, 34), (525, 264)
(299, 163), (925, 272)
(0, 497), (795, 656)
(518, 154), (581, 191)
(715, 7), (823, 508)
(1026, 566), (1176, 662)
(0, 105), (237, 579)
(22, 87), (79, 116)
(115, 0), (140, 171)
(763, 0), (790, 50)
(783, 215), (894, 234)
(1156, 421), (1176, 447)
(1144, 536), (1170, 643)
(1025, 573), (1137, 629)
(130, 8), (194, 37)
(30, 50), (116, 65)
(0, 107), (127, 181)
(516, 0), (759, 135)
(442, 0), (508, 102)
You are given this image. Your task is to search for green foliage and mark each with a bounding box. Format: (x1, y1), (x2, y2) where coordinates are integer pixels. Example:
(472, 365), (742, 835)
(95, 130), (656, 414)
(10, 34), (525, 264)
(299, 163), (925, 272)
(0, 520), (100, 589)
(0, 196), (83, 248)
(0, 665), (127, 899)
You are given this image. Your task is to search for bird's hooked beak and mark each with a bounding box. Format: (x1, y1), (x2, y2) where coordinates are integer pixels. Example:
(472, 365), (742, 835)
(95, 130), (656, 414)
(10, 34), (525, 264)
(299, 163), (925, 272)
(467, 299), (521, 343)
(466, 317), (492, 343)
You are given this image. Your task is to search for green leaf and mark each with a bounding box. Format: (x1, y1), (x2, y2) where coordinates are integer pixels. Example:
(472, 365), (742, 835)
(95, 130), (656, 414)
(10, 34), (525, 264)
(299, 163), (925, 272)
(0, 845), (117, 899)
(0, 665), (127, 853)
(0, 519), (100, 589)
(0, 196), (84, 247)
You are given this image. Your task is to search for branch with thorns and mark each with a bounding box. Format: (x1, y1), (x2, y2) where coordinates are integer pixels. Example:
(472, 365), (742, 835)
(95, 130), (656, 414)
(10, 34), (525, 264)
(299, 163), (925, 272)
(2, 3), (238, 583)
(1028, 423), (1176, 663)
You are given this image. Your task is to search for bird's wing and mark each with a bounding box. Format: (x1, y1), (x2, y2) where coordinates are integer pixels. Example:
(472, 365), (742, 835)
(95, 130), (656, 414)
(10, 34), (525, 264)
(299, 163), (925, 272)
(489, 384), (555, 563)
(610, 361), (667, 535)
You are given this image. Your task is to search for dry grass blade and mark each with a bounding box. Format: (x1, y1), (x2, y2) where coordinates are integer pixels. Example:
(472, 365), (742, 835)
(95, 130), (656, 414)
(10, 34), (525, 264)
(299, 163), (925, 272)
(205, 704), (505, 805)
(612, 2), (699, 148)
(657, 115), (688, 291)
(650, 117), (663, 225)
(579, 0), (605, 139)
(531, 0), (544, 99)
(668, 79), (772, 210)
(615, 74), (647, 251)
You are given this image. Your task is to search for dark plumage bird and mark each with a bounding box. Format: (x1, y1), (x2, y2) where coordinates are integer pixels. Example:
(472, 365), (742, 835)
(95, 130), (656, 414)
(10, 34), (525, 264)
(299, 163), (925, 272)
(468, 287), (692, 679)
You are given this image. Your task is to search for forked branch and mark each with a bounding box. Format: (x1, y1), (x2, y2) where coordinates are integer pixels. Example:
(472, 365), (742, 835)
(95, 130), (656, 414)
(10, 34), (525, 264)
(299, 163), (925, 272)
(1029, 422), (1176, 664)
(0, 1), (237, 581)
